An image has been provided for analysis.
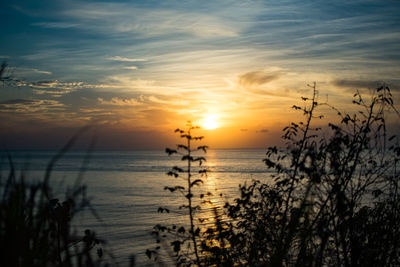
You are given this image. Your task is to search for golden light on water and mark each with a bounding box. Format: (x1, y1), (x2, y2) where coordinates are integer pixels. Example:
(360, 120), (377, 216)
(202, 115), (219, 130)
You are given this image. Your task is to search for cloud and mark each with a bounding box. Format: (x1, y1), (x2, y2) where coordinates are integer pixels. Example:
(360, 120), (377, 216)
(21, 49), (65, 61)
(33, 69), (52, 75)
(332, 79), (400, 93)
(107, 56), (147, 62)
(61, 3), (241, 38)
(17, 68), (52, 75)
(25, 80), (87, 96)
(123, 66), (138, 70)
(32, 90), (63, 97)
(32, 22), (80, 29)
(95, 76), (161, 92)
(332, 79), (385, 89)
(0, 99), (34, 105)
(98, 97), (142, 106)
(256, 129), (269, 133)
(0, 99), (65, 113)
(29, 81), (84, 89)
(238, 71), (282, 88)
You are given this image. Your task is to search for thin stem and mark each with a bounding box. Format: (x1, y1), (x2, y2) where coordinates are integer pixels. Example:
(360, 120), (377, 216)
(187, 128), (201, 266)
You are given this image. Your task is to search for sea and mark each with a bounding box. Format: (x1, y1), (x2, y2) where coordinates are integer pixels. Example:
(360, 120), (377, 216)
(1, 149), (274, 266)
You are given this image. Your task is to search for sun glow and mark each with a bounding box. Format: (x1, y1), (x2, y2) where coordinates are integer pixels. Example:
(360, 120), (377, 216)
(202, 115), (219, 130)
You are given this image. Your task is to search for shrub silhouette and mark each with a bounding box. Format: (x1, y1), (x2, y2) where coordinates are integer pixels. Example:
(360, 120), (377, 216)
(205, 83), (400, 266)
(156, 84), (400, 266)
(0, 129), (109, 266)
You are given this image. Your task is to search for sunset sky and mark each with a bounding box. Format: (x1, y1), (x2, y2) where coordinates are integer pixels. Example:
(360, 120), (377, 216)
(1, 0), (399, 149)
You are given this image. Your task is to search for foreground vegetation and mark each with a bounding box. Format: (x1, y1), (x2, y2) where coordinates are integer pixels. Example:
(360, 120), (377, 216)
(0, 130), (108, 267)
(150, 84), (400, 266)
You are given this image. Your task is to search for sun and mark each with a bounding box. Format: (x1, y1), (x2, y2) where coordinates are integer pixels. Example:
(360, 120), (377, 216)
(202, 115), (219, 130)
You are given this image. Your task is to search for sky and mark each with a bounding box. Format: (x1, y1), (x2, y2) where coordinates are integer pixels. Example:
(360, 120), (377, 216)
(0, 0), (399, 149)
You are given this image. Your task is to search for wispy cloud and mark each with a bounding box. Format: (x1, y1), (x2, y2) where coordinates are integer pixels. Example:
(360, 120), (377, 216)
(332, 79), (400, 93)
(0, 99), (65, 113)
(29, 80), (83, 89)
(238, 71), (282, 88)
(123, 66), (138, 70)
(98, 97), (142, 106)
(32, 22), (80, 29)
(107, 56), (147, 62)
(33, 69), (52, 75)
(21, 80), (84, 97)
(332, 79), (385, 90)
(17, 68), (52, 75)
(59, 2), (241, 38)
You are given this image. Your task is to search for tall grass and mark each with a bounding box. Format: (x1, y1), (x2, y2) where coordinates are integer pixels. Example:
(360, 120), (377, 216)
(0, 129), (108, 267)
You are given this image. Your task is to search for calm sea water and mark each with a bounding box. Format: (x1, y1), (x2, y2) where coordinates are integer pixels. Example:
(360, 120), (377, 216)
(1, 149), (273, 266)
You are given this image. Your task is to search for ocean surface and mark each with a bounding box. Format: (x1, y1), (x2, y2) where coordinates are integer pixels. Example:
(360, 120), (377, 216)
(1, 149), (274, 266)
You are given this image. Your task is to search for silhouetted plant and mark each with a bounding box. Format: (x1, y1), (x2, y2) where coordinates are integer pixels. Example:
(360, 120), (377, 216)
(0, 61), (20, 87)
(0, 129), (110, 266)
(0, 61), (11, 83)
(148, 121), (208, 266)
(202, 83), (400, 266)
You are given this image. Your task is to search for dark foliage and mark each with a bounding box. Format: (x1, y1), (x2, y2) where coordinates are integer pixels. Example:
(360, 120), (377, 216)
(158, 84), (400, 266)
(203, 83), (400, 266)
(0, 61), (21, 87)
(0, 129), (109, 267)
